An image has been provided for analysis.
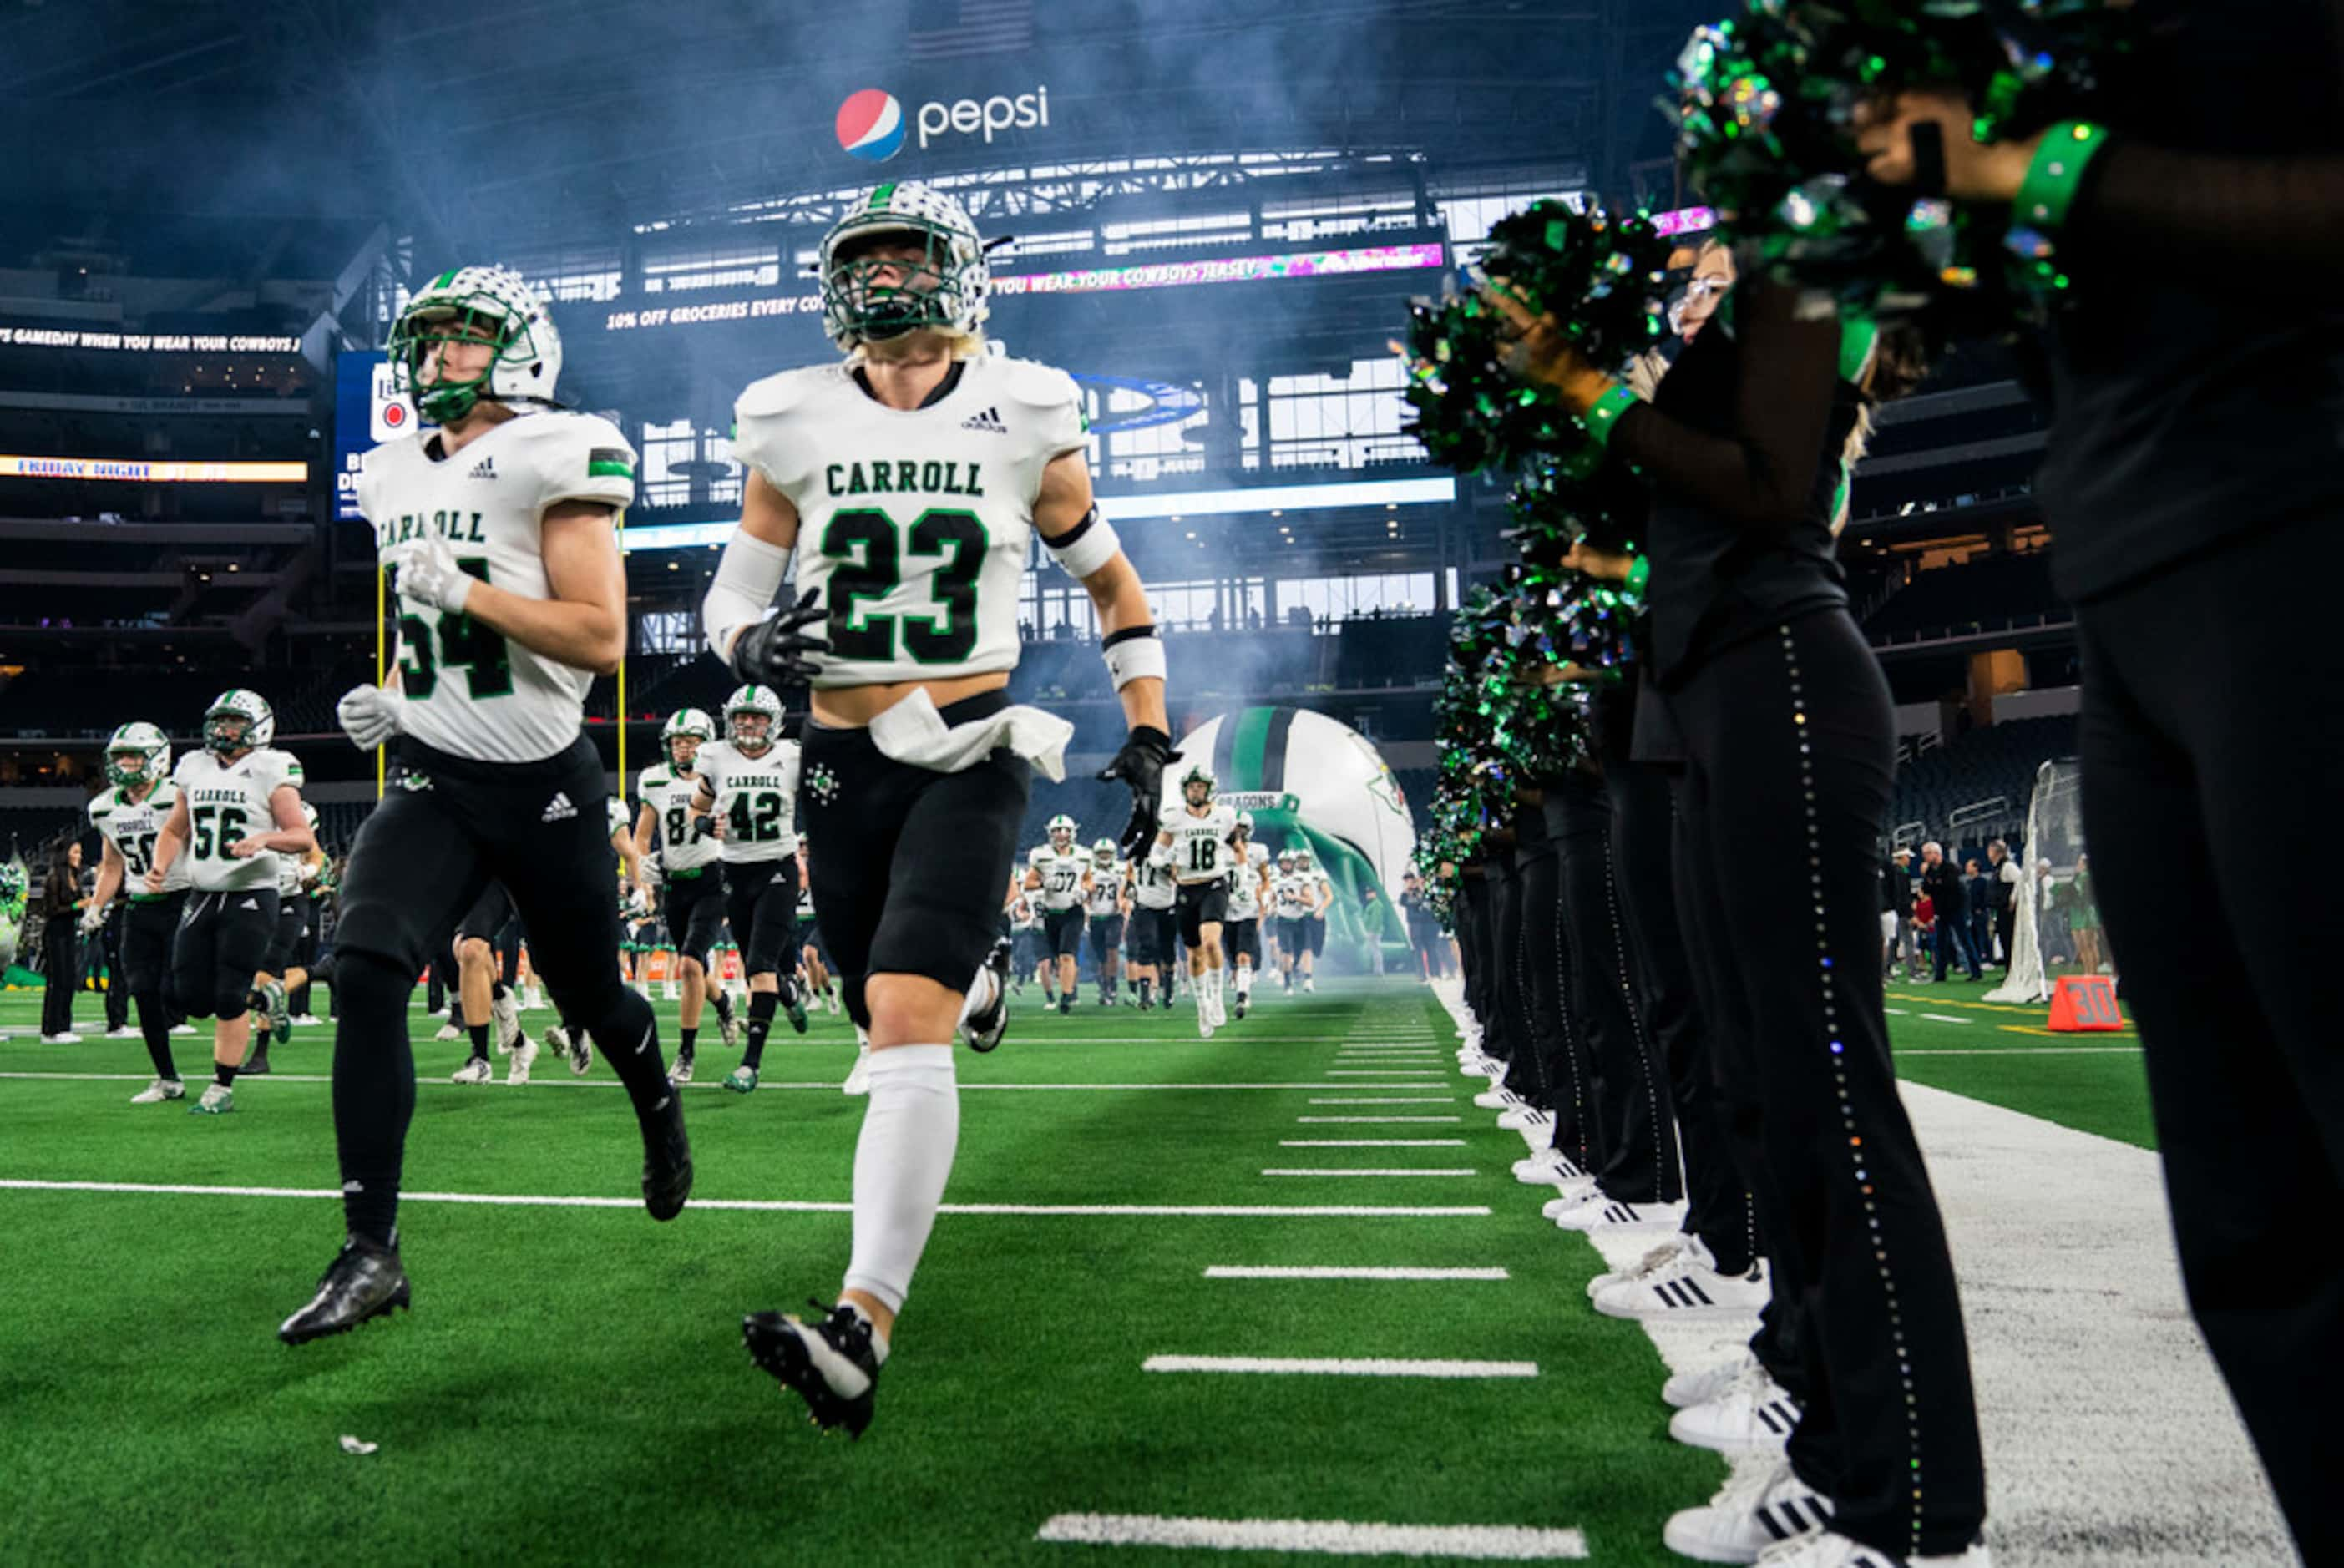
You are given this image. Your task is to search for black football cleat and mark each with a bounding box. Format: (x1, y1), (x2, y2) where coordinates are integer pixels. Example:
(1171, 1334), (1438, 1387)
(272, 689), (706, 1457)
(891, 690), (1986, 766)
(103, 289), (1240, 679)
(964, 938), (1013, 1054)
(279, 1236), (410, 1345)
(782, 978), (809, 1035)
(743, 1300), (881, 1438)
(640, 1090), (692, 1221)
(1234, 994), (1248, 1019)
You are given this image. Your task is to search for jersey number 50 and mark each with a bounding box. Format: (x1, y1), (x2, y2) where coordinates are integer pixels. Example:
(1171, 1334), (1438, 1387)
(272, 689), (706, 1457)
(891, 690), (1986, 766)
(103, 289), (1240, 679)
(822, 508), (987, 666)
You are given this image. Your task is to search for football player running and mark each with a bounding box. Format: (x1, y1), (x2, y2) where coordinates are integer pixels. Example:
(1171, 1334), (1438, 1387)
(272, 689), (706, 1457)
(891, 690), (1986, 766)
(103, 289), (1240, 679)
(1151, 764), (1241, 1039)
(82, 722), (193, 1100)
(689, 685), (811, 1093)
(243, 799), (326, 1074)
(1295, 847), (1332, 993)
(1025, 814), (1089, 1015)
(1270, 849), (1310, 992)
(704, 181), (1172, 1434)
(1222, 817), (1268, 1021)
(144, 691), (316, 1114)
(635, 707), (737, 1084)
(1083, 837), (1126, 1006)
(281, 266), (688, 1345)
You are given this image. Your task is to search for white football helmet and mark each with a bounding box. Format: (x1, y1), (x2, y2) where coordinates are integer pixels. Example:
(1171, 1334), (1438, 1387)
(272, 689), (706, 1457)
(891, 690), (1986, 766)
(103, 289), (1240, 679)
(389, 264), (563, 422)
(1047, 813), (1076, 850)
(726, 685), (782, 753)
(663, 707), (715, 768)
(1091, 837), (1117, 868)
(818, 181), (991, 351)
(105, 721), (170, 788)
(202, 690), (274, 755)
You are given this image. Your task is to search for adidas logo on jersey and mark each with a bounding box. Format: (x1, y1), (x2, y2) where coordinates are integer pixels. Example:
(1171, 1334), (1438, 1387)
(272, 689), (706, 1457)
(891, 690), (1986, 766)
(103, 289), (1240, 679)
(959, 405), (1007, 435)
(467, 455), (498, 481)
(542, 792), (579, 822)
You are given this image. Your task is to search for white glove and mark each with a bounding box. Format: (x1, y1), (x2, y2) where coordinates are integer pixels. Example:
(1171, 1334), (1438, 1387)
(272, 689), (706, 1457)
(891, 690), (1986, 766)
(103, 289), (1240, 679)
(337, 685), (408, 751)
(78, 902), (106, 935)
(627, 886), (652, 917)
(394, 534), (475, 615)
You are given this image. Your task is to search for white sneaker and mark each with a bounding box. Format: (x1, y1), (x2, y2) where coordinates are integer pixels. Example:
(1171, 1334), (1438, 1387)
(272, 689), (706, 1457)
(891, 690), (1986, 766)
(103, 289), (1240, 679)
(1472, 1088), (1518, 1110)
(1598, 1247), (1771, 1323)
(1496, 1105), (1548, 1131)
(1303, 976), (1315, 993)
(290, 1014), (325, 1027)
(824, 992), (841, 1015)
(1552, 1191), (1688, 1233)
(520, 986), (546, 1012)
(40, 1032), (83, 1044)
(1590, 1232), (1693, 1299)
(492, 989), (522, 1054)
(505, 1034), (539, 1085)
(666, 1051), (695, 1085)
(170, 1023), (198, 1036)
(1665, 1348), (1763, 1409)
(130, 1077), (185, 1105)
(1511, 1148), (1580, 1185)
(450, 1057), (494, 1085)
(105, 1024), (139, 1039)
(1197, 1005), (1215, 1039)
(662, 983), (681, 1001)
(1538, 1178), (1604, 1217)
(1664, 1454), (1833, 1563)
(1753, 1532), (1991, 1568)
(842, 1047), (872, 1096)
(433, 1023), (463, 1042)
(1671, 1365), (1803, 1456)
(189, 1081), (233, 1115)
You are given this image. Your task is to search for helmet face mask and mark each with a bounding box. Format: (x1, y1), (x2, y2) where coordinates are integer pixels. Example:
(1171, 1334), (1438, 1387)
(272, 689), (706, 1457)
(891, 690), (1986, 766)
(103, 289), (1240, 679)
(662, 707), (715, 770)
(1047, 812), (1076, 851)
(1091, 837), (1116, 867)
(819, 183), (991, 352)
(724, 686), (780, 753)
(105, 721), (170, 789)
(388, 266), (562, 425)
(202, 690), (273, 756)
(1180, 764), (1214, 807)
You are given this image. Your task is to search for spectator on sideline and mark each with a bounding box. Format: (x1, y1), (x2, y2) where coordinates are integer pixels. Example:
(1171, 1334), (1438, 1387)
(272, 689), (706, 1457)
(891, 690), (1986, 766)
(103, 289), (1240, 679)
(1963, 857), (1995, 969)
(39, 841), (83, 1044)
(1913, 888), (1937, 974)
(1987, 839), (2020, 969)
(1881, 845), (1917, 979)
(1921, 840), (1982, 981)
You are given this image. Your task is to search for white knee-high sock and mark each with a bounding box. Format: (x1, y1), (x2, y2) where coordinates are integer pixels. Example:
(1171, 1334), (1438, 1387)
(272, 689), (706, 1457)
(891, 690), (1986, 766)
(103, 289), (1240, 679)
(1236, 965), (1252, 999)
(841, 1044), (959, 1314)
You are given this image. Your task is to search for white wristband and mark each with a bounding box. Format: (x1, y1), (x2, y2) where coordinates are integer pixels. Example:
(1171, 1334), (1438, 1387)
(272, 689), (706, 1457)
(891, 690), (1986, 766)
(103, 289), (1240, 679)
(703, 529), (792, 661)
(1045, 507), (1121, 579)
(1102, 628), (1166, 690)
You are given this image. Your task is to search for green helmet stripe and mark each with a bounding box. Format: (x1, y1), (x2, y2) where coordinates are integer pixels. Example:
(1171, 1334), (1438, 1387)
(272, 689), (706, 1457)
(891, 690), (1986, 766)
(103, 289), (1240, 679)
(432, 269), (458, 289)
(870, 183), (897, 210)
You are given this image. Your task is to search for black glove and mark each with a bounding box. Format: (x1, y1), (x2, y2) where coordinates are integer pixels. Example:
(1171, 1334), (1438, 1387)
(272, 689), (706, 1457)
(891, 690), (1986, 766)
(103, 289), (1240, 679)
(730, 588), (832, 686)
(1099, 725), (1178, 861)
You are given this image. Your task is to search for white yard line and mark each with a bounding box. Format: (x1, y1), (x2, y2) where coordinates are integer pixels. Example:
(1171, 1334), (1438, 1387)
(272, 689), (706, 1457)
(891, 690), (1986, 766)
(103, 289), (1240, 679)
(1898, 1046), (2138, 1057)
(1918, 1013), (1973, 1025)
(1294, 1116), (1462, 1124)
(1307, 1097), (1457, 1105)
(1202, 1266), (1506, 1281)
(0, 1179), (1490, 1219)
(0, 1072), (1450, 1094)
(1034, 1513), (1586, 1560)
(1142, 1355), (1537, 1378)
(1278, 1140), (1466, 1148)
(1260, 1168), (1476, 1178)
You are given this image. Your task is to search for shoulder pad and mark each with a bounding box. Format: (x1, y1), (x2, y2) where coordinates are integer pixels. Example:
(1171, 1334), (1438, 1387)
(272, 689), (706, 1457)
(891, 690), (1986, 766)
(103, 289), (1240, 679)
(735, 364), (845, 423)
(984, 355), (1082, 414)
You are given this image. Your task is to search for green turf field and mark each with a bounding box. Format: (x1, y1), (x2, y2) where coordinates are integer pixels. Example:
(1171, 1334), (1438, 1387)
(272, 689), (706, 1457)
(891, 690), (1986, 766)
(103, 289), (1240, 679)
(0, 973), (2151, 1564)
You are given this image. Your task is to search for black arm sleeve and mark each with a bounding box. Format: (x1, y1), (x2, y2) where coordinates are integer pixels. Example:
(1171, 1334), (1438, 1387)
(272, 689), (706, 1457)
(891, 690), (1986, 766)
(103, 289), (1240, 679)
(1607, 278), (1843, 532)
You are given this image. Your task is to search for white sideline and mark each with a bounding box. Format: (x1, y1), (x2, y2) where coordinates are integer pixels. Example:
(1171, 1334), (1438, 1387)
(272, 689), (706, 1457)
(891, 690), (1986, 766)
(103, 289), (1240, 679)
(0, 1180), (1491, 1219)
(1202, 1267), (1506, 1281)
(1294, 1116), (1461, 1124)
(1142, 1355), (1537, 1379)
(1033, 1513), (1586, 1559)
(1278, 1140), (1466, 1148)
(1261, 1168), (1476, 1178)
(1307, 1097), (1456, 1105)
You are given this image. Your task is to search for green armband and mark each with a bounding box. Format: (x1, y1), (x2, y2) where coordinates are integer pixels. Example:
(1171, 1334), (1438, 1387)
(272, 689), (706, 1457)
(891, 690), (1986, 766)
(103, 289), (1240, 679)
(2016, 121), (2109, 233)
(1623, 553), (1651, 599)
(1582, 380), (1639, 449)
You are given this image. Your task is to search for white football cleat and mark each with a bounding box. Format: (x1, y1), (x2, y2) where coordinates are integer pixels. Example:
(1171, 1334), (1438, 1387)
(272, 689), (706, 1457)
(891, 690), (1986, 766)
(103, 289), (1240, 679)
(505, 1034), (539, 1085)
(170, 1022), (199, 1036)
(491, 989), (522, 1055)
(188, 1081), (234, 1115)
(666, 1050), (694, 1085)
(1597, 1246), (1770, 1323)
(1552, 1191), (1688, 1233)
(1665, 1348), (1761, 1409)
(1749, 1531), (1990, 1568)
(433, 1023), (463, 1043)
(661, 983), (681, 1001)
(824, 991), (841, 1015)
(1671, 1364), (1803, 1456)
(1664, 1454), (1832, 1563)
(450, 1057), (494, 1085)
(841, 1046), (872, 1097)
(40, 1032), (83, 1044)
(105, 1024), (139, 1039)
(130, 1077), (185, 1105)
(290, 1014), (325, 1027)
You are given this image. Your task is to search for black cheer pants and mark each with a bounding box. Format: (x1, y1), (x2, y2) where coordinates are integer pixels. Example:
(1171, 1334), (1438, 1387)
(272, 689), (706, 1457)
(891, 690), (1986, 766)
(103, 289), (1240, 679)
(1662, 609), (1984, 1557)
(2074, 511), (2344, 1563)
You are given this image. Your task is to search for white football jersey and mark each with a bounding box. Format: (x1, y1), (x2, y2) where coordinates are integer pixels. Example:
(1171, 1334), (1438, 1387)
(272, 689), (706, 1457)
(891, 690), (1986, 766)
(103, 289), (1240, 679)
(1084, 865), (1124, 916)
(1312, 872), (1334, 911)
(276, 802), (321, 895)
(1226, 863), (1263, 921)
(88, 780), (190, 896)
(1131, 854), (1179, 911)
(638, 763), (722, 875)
(1164, 803), (1238, 886)
(1029, 845), (1088, 911)
(732, 354), (1089, 687)
(1009, 893), (1040, 931)
(796, 871), (816, 920)
(170, 747), (304, 893)
(357, 412), (637, 764)
(1272, 873), (1314, 919)
(694, 739), (801, 862)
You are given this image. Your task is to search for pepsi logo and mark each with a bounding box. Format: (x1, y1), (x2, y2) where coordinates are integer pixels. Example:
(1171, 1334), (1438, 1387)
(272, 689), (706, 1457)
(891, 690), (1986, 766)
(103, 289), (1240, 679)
(836, 89), (905, 162)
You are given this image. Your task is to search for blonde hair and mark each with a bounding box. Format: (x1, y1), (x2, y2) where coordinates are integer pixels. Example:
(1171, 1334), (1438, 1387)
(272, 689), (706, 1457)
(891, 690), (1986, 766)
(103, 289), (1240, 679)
(847, 327), (986, 363)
